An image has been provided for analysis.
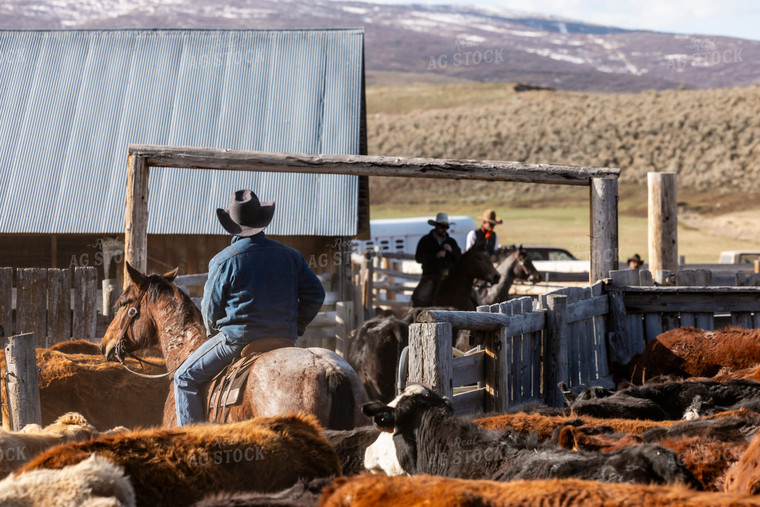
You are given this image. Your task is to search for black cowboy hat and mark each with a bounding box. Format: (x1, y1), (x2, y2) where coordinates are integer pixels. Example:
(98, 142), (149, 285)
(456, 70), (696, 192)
(627, 253), (644, 264)
(216, 189), (275, 237)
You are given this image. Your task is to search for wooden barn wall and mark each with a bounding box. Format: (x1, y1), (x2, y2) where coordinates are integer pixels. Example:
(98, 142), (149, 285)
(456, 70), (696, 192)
(0, 234), (343, 288)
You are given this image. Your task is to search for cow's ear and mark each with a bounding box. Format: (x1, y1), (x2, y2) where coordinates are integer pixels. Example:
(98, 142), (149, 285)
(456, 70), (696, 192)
(362, 401), (396, 431)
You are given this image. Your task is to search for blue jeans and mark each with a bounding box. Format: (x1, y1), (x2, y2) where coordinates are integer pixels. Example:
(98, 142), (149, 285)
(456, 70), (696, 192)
(174, 332), (245, 426)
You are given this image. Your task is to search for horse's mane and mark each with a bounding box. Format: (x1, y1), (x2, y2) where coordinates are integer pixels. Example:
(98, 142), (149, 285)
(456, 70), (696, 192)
(144, 275), (203, 330)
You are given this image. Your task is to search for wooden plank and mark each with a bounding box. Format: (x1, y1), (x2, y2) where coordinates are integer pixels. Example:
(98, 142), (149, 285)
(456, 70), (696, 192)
(4, 333), (42, 430)
(648, 172), (678, 274)
(565, 288), (581, 387)
(497, 327), (512, 411)
(590, 282), (609, 379)
(408, 322), (453, 400)
(335, 302), (351, 358)
(544, 294), (568, 408)
(567, 295), (609, 323)
(590, 177), (619, 283)
(130, 144), (620, 186)
(695, 313), (715, 331)
(662, 312), (680, 332)
(578, 287), (595, 384)
(638, 269), (653, 287)
(644, 312), (664, 341)
(452, 351), (485, 387)
(620, 287), (760, 313)
(372, 268), (420, 281)
(72, 267), (98, 340)
(0, 267), (12, 347)
(732, 313), (753, 329)
(16, 268), (47, 348)
(607, 290), (639, 366)
(47, 269), (72, 346)
(453, 387), (486, 416)
(124, 153), (149, 288)
(753, 312), (760, 330)
(102, 279), (120, 320)
(609, 269), (639, 287)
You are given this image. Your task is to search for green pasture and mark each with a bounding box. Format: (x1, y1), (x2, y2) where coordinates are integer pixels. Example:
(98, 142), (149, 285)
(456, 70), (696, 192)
(370, 203), (756, 265)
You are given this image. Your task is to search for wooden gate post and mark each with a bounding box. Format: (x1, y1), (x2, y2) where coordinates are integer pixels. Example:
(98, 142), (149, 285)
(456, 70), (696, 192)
(124, 154), (149, 289)
(590, 177), (619, 283)
(648, 172), (678, 275)
(4, 333), (42, 430)
(544, 295), (568, 408)
(408, 322), (453, 399)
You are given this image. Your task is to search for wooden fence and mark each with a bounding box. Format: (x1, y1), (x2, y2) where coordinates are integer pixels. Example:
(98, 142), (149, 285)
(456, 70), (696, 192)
(0, 267), (98, 348)
(407, 269), (760, 414)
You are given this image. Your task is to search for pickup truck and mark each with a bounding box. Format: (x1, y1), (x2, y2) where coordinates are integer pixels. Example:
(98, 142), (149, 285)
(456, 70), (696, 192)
(718, 251), (760, 264)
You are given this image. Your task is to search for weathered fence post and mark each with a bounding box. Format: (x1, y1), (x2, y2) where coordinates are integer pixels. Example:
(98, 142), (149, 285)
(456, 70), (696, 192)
(408, 322), (453, 400)
(544, 295), (568, 408)
(72, 267), (98, 340)
(335, 301), (353, 358)
(47, 269), (72, 347)
(16, 268), (48, 348)
(590, 177), (619, 283)
(102, 278), (120, 320)
(0, 267), (12, 348)
(4, 333), (42, 430)
(648, 172), (678, 275)
(124, 154), (150, 289)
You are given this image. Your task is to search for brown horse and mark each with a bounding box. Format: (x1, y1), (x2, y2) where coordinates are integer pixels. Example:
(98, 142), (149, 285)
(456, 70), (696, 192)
(478, 245), (541, 306)
(100, 263), (369, 429)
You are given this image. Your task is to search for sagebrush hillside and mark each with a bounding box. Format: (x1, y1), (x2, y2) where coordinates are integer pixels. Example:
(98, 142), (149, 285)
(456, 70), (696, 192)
(366, 83), (760, 206)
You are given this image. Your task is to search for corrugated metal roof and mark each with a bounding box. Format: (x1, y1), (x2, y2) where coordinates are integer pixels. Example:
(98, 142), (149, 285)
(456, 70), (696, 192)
(0, 29), (363, 236)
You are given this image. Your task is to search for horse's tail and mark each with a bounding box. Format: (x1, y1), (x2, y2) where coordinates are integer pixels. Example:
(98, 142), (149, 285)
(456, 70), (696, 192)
(326, 369), (356, 431)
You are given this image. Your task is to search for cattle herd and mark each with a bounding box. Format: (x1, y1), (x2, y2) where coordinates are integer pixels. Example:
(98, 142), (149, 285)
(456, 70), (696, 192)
(4, 324), (760, 505)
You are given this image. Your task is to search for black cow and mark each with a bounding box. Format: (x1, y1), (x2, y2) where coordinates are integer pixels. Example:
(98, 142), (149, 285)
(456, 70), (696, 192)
(362, 385), (700, 488)
(569, 379), (760, 420)
(323, 426), (381, 476)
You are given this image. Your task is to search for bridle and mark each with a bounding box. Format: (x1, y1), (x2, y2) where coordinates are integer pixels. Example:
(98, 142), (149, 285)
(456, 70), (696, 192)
(113, 284), (174, 379)
(513, 251), (539, 283)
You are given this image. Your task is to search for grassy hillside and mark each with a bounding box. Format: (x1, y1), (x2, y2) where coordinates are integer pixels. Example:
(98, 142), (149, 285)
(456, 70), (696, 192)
(364, 83), (760, 263)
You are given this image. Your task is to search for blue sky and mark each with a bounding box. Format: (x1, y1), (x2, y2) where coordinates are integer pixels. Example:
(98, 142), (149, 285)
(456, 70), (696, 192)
(344, 0), (760, 41)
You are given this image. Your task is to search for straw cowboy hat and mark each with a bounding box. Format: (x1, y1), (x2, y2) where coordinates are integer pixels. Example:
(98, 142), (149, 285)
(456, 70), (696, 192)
(477, 209), (503, 225)
(216, 189), (275, 237)
(427, 212), (455, 227)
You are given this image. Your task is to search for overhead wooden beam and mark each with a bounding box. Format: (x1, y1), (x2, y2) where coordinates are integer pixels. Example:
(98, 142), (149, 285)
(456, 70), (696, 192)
(128, 144), (620, 186)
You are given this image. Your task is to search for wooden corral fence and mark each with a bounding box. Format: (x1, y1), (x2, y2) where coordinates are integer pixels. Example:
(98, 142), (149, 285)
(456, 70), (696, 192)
(408, 269), (760, 414)
(0, 267), (99, 348)
(350, 250), (419, 314)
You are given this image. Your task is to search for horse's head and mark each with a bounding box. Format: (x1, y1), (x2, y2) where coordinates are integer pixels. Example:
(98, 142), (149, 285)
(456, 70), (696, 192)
(100, 262), (179, 362)
(513, 245), (541, 284)
(465, 238), (500, 285)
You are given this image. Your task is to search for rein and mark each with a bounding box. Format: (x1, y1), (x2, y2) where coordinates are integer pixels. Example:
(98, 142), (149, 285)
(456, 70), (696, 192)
(113, 285), (175, 379)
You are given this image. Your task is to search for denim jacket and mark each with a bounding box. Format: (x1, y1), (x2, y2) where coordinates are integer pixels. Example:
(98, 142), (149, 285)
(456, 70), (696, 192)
(201, 233), (325, 345)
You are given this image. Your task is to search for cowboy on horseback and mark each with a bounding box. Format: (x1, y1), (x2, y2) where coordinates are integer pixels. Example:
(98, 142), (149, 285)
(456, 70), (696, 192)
(465, 209), (503, 262)
(174, 189), (325, 426)
(411, 212), (462, 307)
